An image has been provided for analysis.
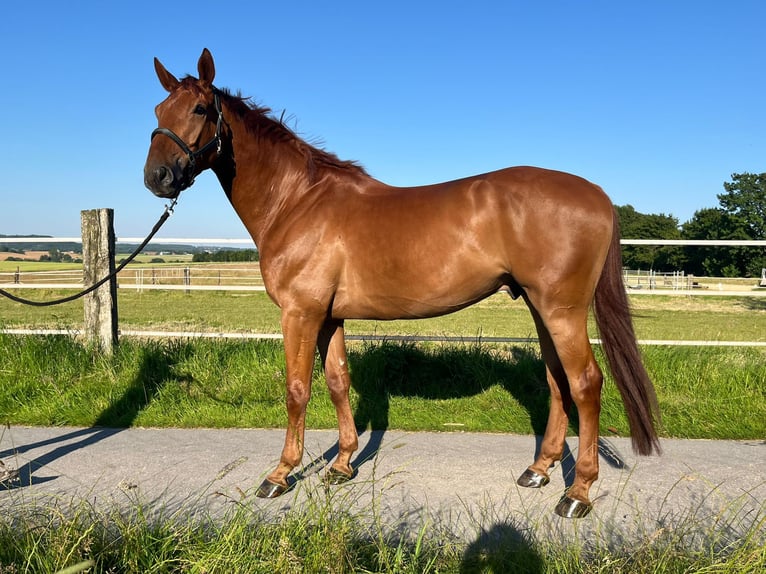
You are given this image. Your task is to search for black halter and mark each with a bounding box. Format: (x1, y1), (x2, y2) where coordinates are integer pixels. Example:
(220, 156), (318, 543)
(150, 90), (224, 186)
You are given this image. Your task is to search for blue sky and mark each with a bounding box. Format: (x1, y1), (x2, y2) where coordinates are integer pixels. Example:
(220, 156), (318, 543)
(1, 1), (764, 241)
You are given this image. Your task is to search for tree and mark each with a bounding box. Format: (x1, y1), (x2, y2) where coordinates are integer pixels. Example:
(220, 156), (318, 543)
(615, 205), (683, 271)
(192, 249), (259, 263)
(680, 173), (766, 277)
(718, 172), (766, 239)
(681, 208), (753, 277)
(40, 248), (63, 262)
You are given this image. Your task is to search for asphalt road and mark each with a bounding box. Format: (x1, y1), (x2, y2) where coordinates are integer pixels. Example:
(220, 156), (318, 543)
(1, 426), (764, 543)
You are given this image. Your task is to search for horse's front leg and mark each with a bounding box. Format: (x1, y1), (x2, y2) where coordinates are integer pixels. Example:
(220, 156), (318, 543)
(317, 320), (358, 484)
(256, 310), (322, 498)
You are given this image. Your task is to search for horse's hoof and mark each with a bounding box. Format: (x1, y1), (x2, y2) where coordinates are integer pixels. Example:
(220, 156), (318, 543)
(255, 478), (290, 498)
(0, 461), (19, 485)
(516, 468), (550, 488)
(554, 494), (593, 518)
(324, 467), (354, 485)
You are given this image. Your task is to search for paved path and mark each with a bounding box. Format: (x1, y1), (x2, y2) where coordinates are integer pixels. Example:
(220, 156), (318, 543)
(1, 426), (764, 544)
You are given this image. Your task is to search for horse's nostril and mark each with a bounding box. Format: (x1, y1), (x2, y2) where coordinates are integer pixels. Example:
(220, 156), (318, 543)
(156, 166), (173, 185)
(144, 164), (177, 196)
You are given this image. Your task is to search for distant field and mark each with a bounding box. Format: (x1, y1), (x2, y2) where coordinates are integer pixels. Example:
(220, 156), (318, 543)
(0, 250), (78, 262)
(3, 260), (763, 293)
(0, 259), (82, 272)
(0, 253), (195, 271)
(121, 253), (196, 264)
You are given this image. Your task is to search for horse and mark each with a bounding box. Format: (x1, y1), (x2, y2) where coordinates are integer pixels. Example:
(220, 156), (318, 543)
(144, 48), (660, 518)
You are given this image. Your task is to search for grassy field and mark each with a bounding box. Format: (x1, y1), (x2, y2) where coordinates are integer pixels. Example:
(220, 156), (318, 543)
(0, 254), (195, 270)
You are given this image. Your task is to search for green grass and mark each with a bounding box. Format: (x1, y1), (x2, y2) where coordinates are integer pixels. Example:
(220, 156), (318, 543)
(0, 261), (83, 273)
(1, 335), (764, 440)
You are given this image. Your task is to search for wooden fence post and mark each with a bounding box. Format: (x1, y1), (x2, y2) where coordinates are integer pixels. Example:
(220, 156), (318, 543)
(81, 208), (118, 353)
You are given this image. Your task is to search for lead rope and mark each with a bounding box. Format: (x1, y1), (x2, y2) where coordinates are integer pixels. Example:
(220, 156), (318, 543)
(0, 199), (178, 307)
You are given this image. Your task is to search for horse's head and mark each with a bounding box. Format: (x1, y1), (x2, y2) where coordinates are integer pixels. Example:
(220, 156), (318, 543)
(144, 48), (224, 198)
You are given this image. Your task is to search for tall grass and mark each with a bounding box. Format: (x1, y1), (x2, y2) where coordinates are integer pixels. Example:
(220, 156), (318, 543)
(1, 476), (764, 573)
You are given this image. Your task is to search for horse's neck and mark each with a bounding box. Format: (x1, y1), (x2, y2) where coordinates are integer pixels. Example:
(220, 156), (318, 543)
(213, 114), (312, 247)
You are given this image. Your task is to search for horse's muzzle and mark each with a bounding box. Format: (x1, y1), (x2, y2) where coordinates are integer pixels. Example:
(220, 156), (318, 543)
(144, 162), (187, 199)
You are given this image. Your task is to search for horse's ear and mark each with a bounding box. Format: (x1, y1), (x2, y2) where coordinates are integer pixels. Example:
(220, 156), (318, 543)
(154, 57), (180, 92)
(198, 48), (216, 87)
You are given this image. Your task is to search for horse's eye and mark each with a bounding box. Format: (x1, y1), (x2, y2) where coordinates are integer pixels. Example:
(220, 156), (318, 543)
(193, 104), (207, 115)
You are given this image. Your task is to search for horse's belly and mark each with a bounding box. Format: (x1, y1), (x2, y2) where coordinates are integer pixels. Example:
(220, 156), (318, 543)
(331, 273), (502, 320)
(333, 296), (467, 320)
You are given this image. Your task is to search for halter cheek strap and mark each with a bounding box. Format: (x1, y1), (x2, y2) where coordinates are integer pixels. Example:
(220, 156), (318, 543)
(151, 91), (224, 186)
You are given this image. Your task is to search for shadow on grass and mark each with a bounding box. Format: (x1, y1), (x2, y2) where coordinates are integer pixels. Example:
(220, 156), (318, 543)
(348, 343), (551, 470)
(460, 521), (544, 574)
(1, 341), (190, 489)
(741, 296), (766, 311)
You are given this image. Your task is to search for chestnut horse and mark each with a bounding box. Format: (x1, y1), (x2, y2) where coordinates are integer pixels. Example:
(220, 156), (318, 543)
(144, 49), (660, 518)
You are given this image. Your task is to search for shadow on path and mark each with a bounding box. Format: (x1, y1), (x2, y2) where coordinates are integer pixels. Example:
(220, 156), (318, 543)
(1, 342), (189, 489)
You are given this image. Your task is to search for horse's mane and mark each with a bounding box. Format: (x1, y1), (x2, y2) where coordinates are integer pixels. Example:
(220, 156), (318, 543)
(181, 79), (368, 179)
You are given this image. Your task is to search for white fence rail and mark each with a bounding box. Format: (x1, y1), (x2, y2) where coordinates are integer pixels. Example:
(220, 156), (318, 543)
(620, 239), (766, 246)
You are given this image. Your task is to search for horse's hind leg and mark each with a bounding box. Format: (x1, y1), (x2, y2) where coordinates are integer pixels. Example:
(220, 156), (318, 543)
(554, 336), (603, 518)
(516, 300), (572, 489)
(519, 295), (604, 518)
(317, 320), (358, 483)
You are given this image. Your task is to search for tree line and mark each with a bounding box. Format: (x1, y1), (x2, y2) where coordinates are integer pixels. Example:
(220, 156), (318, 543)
(192, 249), (260, 263)
(617, 172), (765, 277)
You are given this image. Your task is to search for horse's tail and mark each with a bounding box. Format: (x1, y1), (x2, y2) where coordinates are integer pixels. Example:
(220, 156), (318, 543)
(593, 208), (661, 456)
